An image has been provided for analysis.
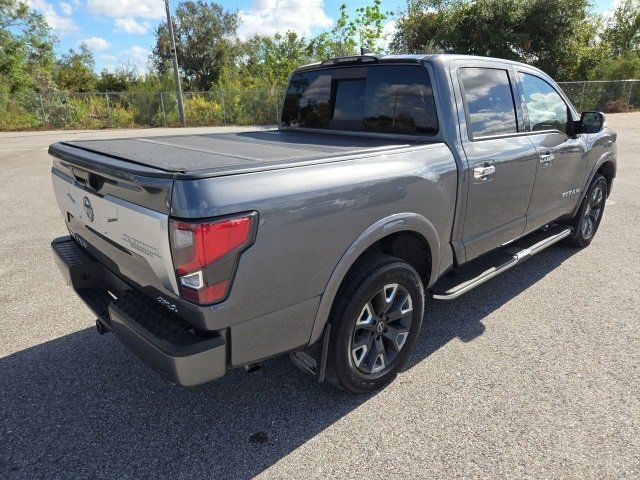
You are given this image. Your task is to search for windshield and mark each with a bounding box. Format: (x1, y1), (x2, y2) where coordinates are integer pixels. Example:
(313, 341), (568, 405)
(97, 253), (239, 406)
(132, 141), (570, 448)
(281, 65), (439, 136)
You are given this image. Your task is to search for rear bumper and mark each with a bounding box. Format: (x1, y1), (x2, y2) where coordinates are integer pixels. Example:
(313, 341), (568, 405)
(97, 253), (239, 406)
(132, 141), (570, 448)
(51, 236), (227, 386)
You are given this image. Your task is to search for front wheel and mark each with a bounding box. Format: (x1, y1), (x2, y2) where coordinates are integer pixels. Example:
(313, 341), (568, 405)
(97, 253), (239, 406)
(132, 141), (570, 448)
(564, 174), (608, 247)
(325, 254), (425, 393)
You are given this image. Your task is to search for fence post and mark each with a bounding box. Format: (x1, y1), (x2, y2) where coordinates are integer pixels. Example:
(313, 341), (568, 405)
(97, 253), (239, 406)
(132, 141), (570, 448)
(38, 93), (48, 126)
(104, 93), (112, 126)
(160, 93), (167, 127)
(221, 91), (226, 126)
(579, 81), (586, 112)
(627, 81), (634, 108)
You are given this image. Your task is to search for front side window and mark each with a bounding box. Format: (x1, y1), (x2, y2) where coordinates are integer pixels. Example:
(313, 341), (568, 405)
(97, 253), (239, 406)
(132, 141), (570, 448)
(520, 73), (568, 133)
(459, 67), (518, 138)
(281, 65), (438, 136)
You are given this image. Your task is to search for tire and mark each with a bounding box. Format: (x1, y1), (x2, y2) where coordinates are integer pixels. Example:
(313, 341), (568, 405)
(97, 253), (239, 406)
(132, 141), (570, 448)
(564, 174), (608, 247)
(325, 253), (425, 394)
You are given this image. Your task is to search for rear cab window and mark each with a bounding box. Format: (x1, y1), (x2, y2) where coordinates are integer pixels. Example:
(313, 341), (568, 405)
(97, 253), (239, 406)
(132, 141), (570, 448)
(458, 67), (518, 139)
(282, 65), (439, 136)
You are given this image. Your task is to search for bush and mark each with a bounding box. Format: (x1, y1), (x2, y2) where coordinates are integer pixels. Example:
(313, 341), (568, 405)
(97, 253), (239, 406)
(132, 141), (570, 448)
(603, 99), (633, 113)
(184, 95), (224, 126)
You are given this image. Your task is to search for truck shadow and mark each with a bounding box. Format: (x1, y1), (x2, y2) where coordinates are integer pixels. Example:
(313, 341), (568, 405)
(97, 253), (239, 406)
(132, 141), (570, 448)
(1, 245), (578, 479)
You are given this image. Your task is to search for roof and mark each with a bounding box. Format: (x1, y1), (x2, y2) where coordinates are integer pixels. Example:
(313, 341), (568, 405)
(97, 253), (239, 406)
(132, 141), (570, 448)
(293, 53), (546, 76)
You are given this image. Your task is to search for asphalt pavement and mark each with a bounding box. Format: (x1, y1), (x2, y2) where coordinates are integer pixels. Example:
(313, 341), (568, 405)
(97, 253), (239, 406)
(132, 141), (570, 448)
(1, 116), (638, 479)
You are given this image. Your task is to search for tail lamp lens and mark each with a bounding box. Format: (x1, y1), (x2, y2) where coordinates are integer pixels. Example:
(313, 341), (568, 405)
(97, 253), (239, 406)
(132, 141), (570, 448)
(170, 213), (256, 305)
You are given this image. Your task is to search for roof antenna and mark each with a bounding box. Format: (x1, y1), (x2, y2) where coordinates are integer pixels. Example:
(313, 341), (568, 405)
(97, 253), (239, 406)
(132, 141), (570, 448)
(360, 47), (374, 55)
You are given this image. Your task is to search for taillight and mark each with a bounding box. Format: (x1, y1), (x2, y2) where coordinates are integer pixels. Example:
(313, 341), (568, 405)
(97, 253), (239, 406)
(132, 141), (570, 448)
(169, 212), (257, 305)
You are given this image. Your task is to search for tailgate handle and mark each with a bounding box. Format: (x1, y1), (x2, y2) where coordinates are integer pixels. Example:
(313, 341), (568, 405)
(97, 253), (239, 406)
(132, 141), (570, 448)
(72, 168), (89, 185)
(72, 168), (105, 192)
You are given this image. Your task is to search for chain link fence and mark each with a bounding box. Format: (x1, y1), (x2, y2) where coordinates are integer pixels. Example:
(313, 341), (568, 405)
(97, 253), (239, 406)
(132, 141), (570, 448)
(0, 81), (637, 131)
(558, 80), (638, 113)
(0, 88), (285, 131)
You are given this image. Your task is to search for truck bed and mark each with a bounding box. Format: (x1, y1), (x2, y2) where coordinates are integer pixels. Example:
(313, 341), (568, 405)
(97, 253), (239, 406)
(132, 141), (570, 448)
(51, 130), (420, 177)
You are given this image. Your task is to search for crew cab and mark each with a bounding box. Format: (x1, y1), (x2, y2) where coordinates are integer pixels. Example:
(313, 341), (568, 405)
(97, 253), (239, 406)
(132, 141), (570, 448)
(50, 54), (616, 393)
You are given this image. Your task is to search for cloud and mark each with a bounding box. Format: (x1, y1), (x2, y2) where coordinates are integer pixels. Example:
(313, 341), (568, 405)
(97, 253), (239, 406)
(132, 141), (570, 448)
(59, 2), (73, 15)
(81, 36), (110, 51)
(375, 20), (397, 52)
(99, 54), (119, 63)
(123, 45), (152, 73)
(238, 0), (332, 39)
(86, 0), (164, 18)
(87, 0), (163, 35)
(114, 17), (151, 34)
(25, 0), (77, 35)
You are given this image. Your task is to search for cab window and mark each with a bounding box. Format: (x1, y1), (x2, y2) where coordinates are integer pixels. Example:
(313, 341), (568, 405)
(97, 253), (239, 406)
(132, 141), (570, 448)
(459, 67), (518, 139)
(520, 73), (568, 133)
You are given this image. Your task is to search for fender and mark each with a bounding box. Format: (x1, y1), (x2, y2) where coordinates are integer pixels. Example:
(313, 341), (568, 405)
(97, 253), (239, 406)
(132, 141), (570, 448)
(307, 212), (442, 345)
(571, 150), (616, 218)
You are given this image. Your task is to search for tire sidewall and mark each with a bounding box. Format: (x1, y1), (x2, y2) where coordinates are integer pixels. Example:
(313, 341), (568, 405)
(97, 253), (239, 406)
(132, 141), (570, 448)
(333, 263), (424, 392)
(573, 175), (607, 246)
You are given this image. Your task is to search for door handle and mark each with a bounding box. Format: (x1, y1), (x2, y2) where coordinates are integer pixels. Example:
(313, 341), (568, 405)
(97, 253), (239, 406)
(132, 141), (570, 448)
(473, 164), (496, 180)
(539, 153), (554, 166)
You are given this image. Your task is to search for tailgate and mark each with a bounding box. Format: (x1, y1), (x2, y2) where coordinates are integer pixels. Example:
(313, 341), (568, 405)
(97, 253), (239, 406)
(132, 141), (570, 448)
(51, 152), (178, 296)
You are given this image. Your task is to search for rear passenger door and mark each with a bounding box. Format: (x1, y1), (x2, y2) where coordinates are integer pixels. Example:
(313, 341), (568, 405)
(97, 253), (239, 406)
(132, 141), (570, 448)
(454, 63), (539, 261)
(516, 70), (586, 233)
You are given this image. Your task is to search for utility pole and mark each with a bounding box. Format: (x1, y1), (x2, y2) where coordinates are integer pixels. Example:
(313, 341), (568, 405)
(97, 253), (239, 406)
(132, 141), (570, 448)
(164, 0), (185, 126)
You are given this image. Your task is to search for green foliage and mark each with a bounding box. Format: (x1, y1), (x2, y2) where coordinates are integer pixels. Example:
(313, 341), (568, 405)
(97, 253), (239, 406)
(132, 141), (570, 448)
(152, 0), (241, 90)
(96, 63), (139, 92)
(1, 0), (638, 131)
(309, 1), (393, 59)
(391, 0), (605, 80)
(602, 0), (640, 56)
(0, 0), (56, 93)
(55, 44), (97, 93)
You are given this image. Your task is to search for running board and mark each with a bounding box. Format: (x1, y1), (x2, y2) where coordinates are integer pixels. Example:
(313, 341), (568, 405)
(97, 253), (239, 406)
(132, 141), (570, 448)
(431, 226), (572, 301)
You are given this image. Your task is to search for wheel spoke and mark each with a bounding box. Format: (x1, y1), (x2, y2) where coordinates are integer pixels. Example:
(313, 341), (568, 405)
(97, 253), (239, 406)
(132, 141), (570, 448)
(351, 333), (373, 368)
(383, 325), (410, 352)
(356, 302), (375, 330)
(370, 336), (386, 373)
(386, 292), (413, 322)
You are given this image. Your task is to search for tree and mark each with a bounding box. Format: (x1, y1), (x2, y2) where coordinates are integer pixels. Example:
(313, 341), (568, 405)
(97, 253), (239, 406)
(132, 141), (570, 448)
(0, 0), (56, 93)
(152, 0), (240, 90)
(602, 0), (640, 56)
(224, 31), (311, 89)
(390, 0), (601, 80)
(55, 44), (96, 93)
(96, 63), (139, 92)
(309, 1), (393, 59)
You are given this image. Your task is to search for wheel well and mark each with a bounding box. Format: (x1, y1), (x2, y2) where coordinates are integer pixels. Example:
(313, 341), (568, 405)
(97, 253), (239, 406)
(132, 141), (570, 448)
(359, 231), (432, 285)
(598, 161), (615, 195)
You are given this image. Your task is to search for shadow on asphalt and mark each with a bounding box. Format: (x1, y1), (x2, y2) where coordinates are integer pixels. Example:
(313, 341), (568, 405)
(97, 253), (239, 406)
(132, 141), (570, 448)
(1, 245), (578, 479)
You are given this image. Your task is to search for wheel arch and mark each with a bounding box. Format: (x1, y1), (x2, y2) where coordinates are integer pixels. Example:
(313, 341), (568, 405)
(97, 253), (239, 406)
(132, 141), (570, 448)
(308, 213), (441, 345)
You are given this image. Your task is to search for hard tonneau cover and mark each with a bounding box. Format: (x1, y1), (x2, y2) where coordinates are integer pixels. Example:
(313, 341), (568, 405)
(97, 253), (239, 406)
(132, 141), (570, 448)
(50, 130), (419, 177)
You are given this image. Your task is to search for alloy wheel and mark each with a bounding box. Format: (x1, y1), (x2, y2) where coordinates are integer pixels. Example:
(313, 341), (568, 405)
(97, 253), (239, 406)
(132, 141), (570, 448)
(351, 283), (414, 375)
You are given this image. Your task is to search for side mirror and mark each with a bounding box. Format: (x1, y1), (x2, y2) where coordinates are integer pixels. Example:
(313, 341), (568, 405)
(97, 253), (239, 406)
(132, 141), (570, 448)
(577, 111), (605, 134)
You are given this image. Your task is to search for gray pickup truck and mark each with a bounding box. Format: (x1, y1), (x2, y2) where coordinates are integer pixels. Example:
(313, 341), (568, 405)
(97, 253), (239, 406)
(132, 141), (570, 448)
(50, 54), (616, 393)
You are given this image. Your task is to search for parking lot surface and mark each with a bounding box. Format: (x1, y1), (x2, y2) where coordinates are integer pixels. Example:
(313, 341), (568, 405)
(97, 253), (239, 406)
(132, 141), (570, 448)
(1, 115), (638, 479)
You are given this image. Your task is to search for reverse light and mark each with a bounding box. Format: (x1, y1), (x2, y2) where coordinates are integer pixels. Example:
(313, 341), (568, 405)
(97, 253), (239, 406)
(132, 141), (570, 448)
(170, 212), (257, 305)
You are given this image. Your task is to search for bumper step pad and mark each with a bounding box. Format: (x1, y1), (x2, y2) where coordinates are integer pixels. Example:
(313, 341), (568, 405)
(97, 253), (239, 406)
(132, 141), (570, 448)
(51, 236), (226, 386)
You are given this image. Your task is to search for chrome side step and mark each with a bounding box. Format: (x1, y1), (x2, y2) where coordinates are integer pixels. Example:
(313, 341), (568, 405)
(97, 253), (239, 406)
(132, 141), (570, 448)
(431, 227), (572, 301)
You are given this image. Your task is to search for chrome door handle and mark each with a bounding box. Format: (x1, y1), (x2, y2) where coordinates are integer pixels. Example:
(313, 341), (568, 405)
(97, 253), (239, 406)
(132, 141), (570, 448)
(473, 165), (496, 180)
(539, 153), (554, 165)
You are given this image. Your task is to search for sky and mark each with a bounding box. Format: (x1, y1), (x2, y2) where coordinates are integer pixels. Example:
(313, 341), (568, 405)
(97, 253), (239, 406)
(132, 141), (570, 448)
(25, 0), (619, 74)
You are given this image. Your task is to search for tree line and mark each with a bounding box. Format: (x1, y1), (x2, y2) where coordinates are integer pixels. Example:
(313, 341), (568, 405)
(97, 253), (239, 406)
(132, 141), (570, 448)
(1, 0), (638, 96)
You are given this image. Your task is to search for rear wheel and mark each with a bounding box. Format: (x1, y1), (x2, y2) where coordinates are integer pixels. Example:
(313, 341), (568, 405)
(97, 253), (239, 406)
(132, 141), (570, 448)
(564, 174), (608, 247)
(325, 254), (425, 393)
